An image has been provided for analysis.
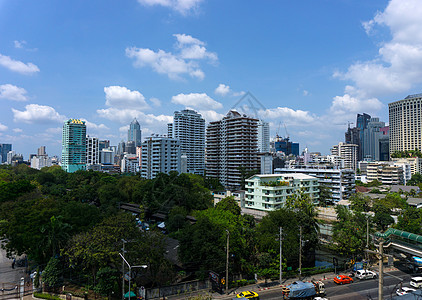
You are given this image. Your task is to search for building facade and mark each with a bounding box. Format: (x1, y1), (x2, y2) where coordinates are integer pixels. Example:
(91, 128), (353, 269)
(86, 136), (99, 166)
(331, 142), (358, 171)
(141, 136), (181, 179)
(61, 119), (87, 173)
(275, 166), (355, 202)
(356, 113), (371, 160)
(245, 174), (319, 211)
(257, 120), (270, 152)
(128, 118), (142, 147)
(363, 117), (387, 161)
(168, 109), (205, 175)
(0, 143), (12, 164)
(389, 94), (422, 155)
(206, 111), (259, 190)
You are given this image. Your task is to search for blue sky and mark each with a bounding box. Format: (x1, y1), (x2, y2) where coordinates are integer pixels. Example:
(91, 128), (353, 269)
(1, 0), (422, 158)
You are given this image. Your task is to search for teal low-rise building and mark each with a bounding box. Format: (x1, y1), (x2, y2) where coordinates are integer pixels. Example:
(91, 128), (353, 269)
(245, 173), (319, 211)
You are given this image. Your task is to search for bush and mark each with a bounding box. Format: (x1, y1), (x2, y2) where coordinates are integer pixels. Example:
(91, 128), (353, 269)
(33, 293), (62, 300)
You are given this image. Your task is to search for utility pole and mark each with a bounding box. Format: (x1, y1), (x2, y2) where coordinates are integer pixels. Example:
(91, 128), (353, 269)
(226, 229), (230, 293)
(379, 241), (383, 300)
(122, 239), (126, 300)
(366, 216), (369, 249)
(299, 226), (302, 276)
(279, 227), (283, 283)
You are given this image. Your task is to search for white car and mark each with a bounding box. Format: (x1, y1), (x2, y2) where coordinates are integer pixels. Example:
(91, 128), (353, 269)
(355, 269), (377, 280)
(396, 287), (416, 296)
(410, 277), (422, 288)
(314, 298), (328, 300)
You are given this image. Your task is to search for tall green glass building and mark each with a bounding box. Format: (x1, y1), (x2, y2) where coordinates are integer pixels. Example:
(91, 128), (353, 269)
(62, 119), (87, 173)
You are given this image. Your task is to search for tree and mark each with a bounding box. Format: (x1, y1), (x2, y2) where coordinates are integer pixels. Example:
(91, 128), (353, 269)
(95, 267), (119, 297)
(349, 193), (371, 213)
(408, 173), (422, 186)
(318, 185), (333, 207)
(215, 196), (241, 216)
(40, 215), (72, 257)
(396, 207), (422, 234)
(372, 201), (394, 231)
(42, 257), (63, 291)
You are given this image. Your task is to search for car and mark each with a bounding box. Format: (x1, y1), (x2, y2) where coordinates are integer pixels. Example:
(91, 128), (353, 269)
(314, 298), (328, 300)
(396, 287), (416, 296)
(236, 291), (259, 300)
(334, 275), (353, 284)
(410, 277), (422, 288)
(356, 269), (377, 280)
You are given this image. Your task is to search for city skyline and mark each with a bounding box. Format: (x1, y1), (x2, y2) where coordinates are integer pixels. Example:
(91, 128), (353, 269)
(1, 0), (422, 158)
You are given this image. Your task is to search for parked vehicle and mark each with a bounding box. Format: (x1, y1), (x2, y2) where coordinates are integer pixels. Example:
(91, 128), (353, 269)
(396, 287), (416, 296)
(355, 270), (377, 280)
(410, 277), (422, 288)
(333, 275), (353, 285)
(236, 291), (259, 300)
(282, 280), (325, 299)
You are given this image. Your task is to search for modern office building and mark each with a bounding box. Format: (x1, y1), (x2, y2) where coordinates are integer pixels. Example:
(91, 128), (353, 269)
(356, 113), (371, 160)
(99, 140), (110, 152)
(274, 136), (299, 156)
(0, 143), (12, 164)
(245, 173), (319, 211)
(257, 120), (270, 153)
(61, 119), (87, 173)
(86, 136), (99, 166)
(126, 140), (136, 154)
(275, 166), (355, 202)
(141, 136), (181, 179)
(206, 110), (259, 190)
(363, 117), (387, 161)
(331, 142), (358, 171)
(389, 94), (422, 155)
(168, 109), (205, 175)
(128, 118), (142, 147)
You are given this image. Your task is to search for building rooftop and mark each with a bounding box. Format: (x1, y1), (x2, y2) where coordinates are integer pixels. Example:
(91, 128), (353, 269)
(405, 93), (422, 99)
(249, 173), (317, 180)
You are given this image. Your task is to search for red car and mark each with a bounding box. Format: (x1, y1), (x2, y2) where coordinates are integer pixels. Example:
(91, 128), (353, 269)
(334, 275), (353, 284)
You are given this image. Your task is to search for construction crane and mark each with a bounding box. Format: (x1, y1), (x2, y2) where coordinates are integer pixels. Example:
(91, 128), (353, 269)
(284, 123), (290, 140)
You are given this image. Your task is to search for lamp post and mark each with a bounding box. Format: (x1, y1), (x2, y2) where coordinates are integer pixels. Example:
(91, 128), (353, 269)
(225, 229), (230, 293)
(119, 253), (147, 300)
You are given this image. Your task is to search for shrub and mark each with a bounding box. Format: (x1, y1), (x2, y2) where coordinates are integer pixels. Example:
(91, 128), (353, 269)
(33, 293), (62, 300)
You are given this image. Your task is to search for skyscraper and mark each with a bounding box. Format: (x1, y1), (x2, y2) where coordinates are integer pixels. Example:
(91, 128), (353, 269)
(389, 93), (422, 155)
(168, 109), (205, 175)
(86, 136), (99, 166)
(257, 120), (270, 152)
(363, 117), (386, 161)
(0, 144), (12, 164)
(206, 110), (259, 190)
(356, 113), (371, 160)
(128, 118), (142, 147)
(61, 119), (87, 173)
(331, 142), (358, 171)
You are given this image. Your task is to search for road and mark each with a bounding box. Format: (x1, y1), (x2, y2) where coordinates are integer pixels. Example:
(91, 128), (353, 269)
(254, 270), (416, 300)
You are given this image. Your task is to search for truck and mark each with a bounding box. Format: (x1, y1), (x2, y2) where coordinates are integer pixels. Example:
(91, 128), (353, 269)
(282, 280), (325, 299)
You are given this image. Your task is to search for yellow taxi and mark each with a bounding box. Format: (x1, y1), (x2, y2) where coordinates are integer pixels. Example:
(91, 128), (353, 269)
(236, 291), (259, 300)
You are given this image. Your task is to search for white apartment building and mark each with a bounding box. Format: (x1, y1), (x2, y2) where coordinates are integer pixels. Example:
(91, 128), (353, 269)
(141, 136), (181, 179)
(168, 109), (205, 175)
(389, 94), (422, 154)
(366, 162), (404, 185)
(30, 155), (52, 170)
(331, 142), (358, 171)
(121, 154), (139, 173)
(245, 174), (319, 211)
(275, 166), (355, 202)
(206, 111), (259, 190)
(391, 157), (422, 177)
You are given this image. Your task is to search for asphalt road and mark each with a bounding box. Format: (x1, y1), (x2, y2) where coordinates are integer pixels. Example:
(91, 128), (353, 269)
(253, 270), (417, 300)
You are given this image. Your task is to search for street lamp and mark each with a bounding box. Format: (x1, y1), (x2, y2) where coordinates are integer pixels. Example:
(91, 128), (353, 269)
(225, 229), (229, 293)
(119, 253), (147, 300)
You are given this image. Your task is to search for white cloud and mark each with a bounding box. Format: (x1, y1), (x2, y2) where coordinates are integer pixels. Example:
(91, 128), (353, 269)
(335, 0), (422, 98)
(97, 107), (173, 126)
(303, 90), (309, 96)
(330, 94), (383, 115)
(12, 104), (66, 124)
(0, 84), (28, 101)
(171, 93), (223, 110)
(198, 110), (224, 122)
(215, 84), (230, 96)
(13, 128), (22, 133)
(119, 125), (129, 133)
(150, 97), (161, 107)
(104, 86), (149, 109)
(14, 40), (26, 49)
(259, 107), (316, 124)
(81, 119), (109, 131)
(45, 127), (61, 134)
(0, 123), (7, 131)
(126, 34), (216, 80)
(0, 54), (39, 75)
(137, 0), (203, 15)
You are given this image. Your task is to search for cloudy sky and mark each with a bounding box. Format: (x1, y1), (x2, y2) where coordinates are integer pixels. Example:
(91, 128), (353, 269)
(1, 0), (422, 158)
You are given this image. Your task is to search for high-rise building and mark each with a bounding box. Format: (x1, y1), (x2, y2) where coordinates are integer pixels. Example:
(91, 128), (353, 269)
(0, 144), (12, 164)
(389, 93), (422, 155)
(86, 136), (99, 166)
(274, 136), (299, 156)
(126, 140), (136, 154)
(168, 109), (205, 175)
(331, 142), (358, 171)
(363, 117), (386, 161)
(99, 140), (110, 151)
(356, 113), (371, 160)
(206, 110), (259, 190)
(141, 136), (181, 179)
(257, 121), (270, 153)
(61, 119), (87, 173)
(128, 118), (142, 147)
(37, 146), (46, 156)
